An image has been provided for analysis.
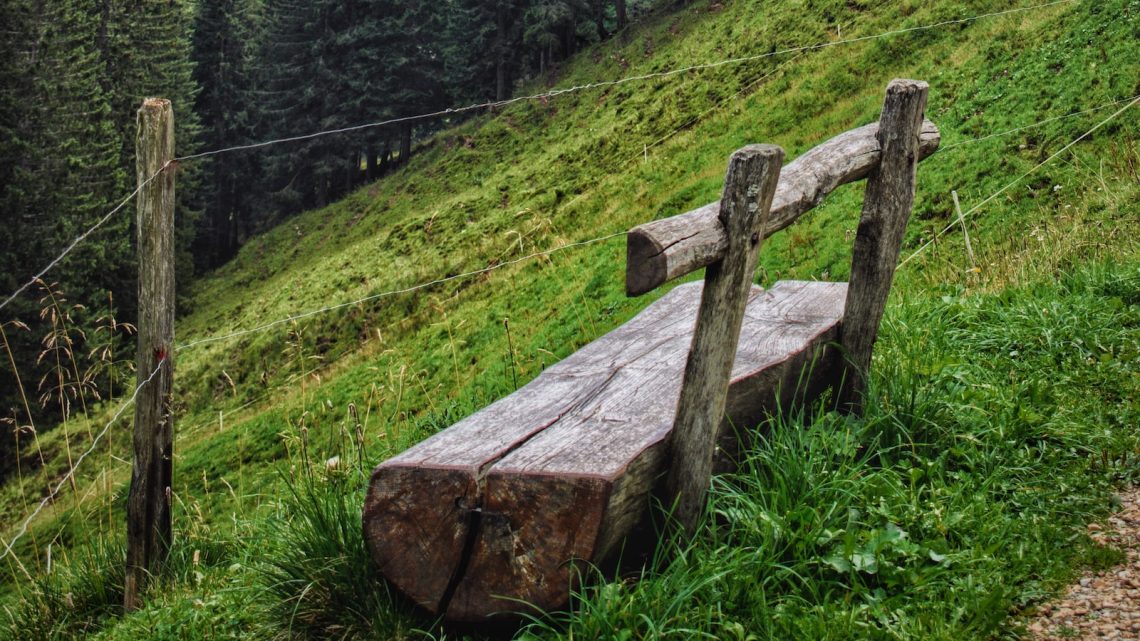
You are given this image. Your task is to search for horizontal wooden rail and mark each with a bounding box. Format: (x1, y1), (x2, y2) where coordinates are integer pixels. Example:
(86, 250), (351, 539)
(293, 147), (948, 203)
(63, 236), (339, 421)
(625, 119), (940, 296)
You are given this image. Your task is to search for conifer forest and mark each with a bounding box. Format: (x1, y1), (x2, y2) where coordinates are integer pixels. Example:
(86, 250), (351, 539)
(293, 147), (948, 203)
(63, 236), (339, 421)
(0, 0), (646, 466)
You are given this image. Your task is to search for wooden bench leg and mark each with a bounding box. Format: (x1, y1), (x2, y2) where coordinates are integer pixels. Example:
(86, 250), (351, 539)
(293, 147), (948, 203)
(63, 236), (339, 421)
(666, 144), (784, 534)
(840, 79), (929, 415)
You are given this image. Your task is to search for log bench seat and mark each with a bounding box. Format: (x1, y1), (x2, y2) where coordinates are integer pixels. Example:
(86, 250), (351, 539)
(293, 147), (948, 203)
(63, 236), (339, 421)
(363, 279), (847, 621)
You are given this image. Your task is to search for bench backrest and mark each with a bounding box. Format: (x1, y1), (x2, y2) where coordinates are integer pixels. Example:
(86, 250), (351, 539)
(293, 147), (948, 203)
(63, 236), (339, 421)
(624, 79), (934, 531)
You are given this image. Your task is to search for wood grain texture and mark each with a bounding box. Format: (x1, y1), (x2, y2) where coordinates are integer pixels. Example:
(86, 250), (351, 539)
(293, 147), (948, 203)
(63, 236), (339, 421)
(363, 279), (846, 620)
(125, 98), (176, 612)
(665, 144), (783, 534)
(625, 119), (940, 296)
(839, 79), (929, 414)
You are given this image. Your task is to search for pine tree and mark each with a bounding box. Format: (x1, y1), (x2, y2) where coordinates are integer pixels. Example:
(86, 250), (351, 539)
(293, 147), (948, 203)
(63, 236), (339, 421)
(255, 0), (451, 220)
(256, 0), (335, 213)
(97, 0), (203, 297)
(0, 0), (124, 444)
(191, 0), (265, 268)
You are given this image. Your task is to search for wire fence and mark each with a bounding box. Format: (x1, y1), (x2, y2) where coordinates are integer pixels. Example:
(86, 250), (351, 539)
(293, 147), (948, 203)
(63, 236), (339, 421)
(175, 231), (628, 351)
(0, 362), (165, 565)
(0, 0), (1080, 314)
(5, 0), (1134, 575)
(899, 95), (1140, 268)
(173, 89), (1140, 352)
(0, 163), (170, 313)
(172, 0), (1078, 165)
(936, 93), (1140, 152)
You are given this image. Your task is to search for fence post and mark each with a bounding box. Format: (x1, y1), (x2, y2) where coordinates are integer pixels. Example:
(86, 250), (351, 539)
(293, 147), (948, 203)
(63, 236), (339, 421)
(125, 98), (176, 612)
(839, 79), (929, 414)
(952, 190), (977, 270)
(665, 144), (783, 535)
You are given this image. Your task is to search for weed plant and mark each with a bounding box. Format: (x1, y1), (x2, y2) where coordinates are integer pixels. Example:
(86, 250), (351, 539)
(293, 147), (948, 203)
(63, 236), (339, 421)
(258, 418), (417, 640)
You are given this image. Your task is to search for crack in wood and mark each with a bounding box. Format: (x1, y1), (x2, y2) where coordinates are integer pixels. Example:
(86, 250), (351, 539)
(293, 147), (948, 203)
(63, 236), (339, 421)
(649, 228), (704, 259)
(437, 501), (482, 615)
(436, 367), (626, 614)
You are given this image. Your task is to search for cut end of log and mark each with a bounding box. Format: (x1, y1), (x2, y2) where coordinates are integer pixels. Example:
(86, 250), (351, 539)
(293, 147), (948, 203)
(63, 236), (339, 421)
(919, 119), (940, 156)
(729, 143), (785, 163)
(626, 227), (667, 297)
(362, 465), (475, 614)
(886, 78), (930, 95)
(445, 473), (610, 621)
(139, 97), (172, 113)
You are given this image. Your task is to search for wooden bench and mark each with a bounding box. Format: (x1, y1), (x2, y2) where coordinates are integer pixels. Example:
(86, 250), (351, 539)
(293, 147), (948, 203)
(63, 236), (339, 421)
(363, 80), (937, 621)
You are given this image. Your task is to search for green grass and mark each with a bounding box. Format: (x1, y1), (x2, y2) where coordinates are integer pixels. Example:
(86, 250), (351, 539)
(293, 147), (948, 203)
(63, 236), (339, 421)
(1, 0), (1139, 638)
(515, 261), (1140, 640)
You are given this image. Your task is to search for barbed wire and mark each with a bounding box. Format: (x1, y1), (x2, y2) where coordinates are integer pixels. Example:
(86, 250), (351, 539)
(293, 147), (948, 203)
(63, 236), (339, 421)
(0, 362), (165, 563)
(899, 94), (1140, 268)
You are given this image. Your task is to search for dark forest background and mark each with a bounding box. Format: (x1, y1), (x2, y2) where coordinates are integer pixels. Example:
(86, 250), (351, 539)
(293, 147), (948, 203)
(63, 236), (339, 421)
(0, 0), (656, 472)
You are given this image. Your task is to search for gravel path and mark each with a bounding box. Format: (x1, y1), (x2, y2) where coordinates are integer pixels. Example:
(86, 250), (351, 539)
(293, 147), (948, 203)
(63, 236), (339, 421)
(1026, 488), (1140, 641)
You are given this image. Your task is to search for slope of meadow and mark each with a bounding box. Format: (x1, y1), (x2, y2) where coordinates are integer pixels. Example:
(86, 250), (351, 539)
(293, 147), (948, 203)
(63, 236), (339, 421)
(1, 0), (1138, 639)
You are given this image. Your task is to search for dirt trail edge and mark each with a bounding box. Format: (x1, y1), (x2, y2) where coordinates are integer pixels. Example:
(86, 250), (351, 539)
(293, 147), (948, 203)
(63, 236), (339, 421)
(1027, 487), (1140, 641)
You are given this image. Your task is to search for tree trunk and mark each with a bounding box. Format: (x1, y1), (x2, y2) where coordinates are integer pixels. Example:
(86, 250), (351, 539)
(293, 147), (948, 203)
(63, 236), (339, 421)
(315, 170), (328, 208)
(399, 124), (412, 167)
(593, 0), (608, 40)
(496, 60), (509, 101)
(616, 0), (627, 30)
(495, 3), (511, 101)
(379, 139), (391, 175)
(367, 145), (377, 181)
(345, 151), (357, 193)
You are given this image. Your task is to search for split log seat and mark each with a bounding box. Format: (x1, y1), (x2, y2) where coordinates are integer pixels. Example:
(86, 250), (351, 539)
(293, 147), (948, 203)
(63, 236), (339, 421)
(363, 278), (847, 621)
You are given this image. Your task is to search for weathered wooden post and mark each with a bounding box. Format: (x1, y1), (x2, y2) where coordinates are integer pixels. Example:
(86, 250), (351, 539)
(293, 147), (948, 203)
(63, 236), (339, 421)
(839, 79), (929, 414)
(125, 98), (175, 612)
(665, 144), (783, 534)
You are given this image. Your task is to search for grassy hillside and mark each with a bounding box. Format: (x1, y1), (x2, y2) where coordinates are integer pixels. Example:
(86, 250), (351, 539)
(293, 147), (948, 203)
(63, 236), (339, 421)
(2, 0), (1138, 639)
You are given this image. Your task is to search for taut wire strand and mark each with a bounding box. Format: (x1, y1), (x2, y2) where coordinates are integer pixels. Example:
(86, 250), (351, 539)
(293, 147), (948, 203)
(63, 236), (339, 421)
(900, 94), (1140, 268)
(0, 362), (165, 563)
